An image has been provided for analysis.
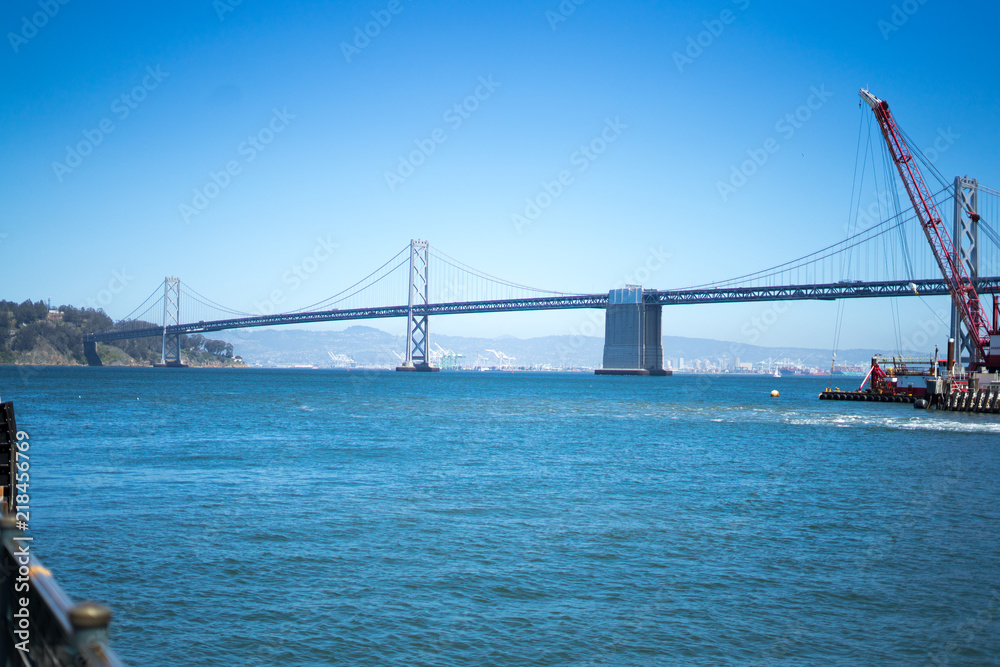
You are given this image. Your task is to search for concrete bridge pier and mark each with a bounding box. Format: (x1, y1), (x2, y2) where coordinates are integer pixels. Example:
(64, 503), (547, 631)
(83, 340), (102, 366)
(595, 287), (669, 376)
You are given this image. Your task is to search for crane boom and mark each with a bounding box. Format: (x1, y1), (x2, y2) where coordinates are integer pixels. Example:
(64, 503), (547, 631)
(859, 88), (999, 370)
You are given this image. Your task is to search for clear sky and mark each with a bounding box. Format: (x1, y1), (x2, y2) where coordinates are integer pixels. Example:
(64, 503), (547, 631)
(2, 0), (999, 352)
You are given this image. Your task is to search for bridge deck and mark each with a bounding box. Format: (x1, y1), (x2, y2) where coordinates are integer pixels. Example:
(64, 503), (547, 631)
(86, 277), (1000, 342)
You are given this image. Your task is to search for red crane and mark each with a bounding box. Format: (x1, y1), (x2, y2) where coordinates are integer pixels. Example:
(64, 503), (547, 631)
(859, 88), (1000, 371)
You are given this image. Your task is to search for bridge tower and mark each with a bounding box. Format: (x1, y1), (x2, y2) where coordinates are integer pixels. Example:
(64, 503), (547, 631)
(157, 277), (186, 368)
(951, 177), (979, 369)
(396, 240), (438, 372)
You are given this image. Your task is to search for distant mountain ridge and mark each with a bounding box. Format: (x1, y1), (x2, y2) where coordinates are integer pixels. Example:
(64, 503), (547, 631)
(229, 325), (888, 370)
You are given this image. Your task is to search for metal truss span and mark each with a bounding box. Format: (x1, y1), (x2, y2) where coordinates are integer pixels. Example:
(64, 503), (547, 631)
(85, 294), (609, 342)
(86, 277), (1000, 343)
(645, 277), (1000, 305)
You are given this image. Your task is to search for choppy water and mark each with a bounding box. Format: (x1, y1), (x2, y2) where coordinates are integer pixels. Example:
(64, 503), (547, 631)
(3, 366), (999, 665)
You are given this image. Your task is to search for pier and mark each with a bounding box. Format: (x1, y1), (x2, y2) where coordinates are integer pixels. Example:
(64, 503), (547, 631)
(820, 374), (1000, 413)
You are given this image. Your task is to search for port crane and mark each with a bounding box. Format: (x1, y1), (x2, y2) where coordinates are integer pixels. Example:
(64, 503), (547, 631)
(432, 343), (464, 369)
(484, 348), (516, 370)
(326, 351), (355, 367)
(859, 88), (1000, 371)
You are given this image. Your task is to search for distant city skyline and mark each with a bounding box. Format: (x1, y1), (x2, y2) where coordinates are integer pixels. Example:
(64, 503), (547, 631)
(2, 0), (998, 352)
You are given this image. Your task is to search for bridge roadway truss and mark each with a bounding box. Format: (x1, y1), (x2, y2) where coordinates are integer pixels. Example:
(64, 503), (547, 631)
(86, 277), (1000, 344)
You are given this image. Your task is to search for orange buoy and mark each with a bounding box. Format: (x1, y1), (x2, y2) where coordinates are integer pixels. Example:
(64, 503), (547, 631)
(770, 390), (779, 397)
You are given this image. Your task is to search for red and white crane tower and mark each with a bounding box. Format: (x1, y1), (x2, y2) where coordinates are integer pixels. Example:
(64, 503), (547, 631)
(859, 88), (1000, 372)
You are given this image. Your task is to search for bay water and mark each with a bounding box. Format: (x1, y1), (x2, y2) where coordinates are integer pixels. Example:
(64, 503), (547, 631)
(4, 366), (999, 665)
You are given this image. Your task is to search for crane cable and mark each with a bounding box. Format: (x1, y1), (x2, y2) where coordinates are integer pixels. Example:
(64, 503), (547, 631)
(876, 129), (906, 355)
(831, 109), (869, 380)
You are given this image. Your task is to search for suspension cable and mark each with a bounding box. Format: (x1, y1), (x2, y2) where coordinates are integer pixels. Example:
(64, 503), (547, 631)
(180, 283), (254, 316)
(115, 284), (163, 322)
(428, 245), (573, 295)
(680, 186), (951, 290)
(286, 244), (411, 313)
(832, 110), (871, 367)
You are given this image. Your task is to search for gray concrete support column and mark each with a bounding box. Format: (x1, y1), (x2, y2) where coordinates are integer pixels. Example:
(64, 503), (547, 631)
(596, 287), (668, 376)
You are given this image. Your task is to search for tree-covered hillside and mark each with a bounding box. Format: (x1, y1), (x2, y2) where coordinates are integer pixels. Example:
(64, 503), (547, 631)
(0, 300), (241, 366)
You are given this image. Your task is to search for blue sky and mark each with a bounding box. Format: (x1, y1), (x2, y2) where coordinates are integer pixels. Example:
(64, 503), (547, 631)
(2, 0), (999, 351)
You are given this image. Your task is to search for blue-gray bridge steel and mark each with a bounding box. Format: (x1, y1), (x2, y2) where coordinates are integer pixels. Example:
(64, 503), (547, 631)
(85, 277), (1000, 343)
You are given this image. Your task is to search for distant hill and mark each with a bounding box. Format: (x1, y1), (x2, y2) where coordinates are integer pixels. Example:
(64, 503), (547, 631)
(228, 325), (887, 370)
(0, 299), (244, 367)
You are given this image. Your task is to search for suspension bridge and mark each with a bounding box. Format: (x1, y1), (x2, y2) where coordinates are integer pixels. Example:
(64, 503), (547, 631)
(85, 177), (1000, 373)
